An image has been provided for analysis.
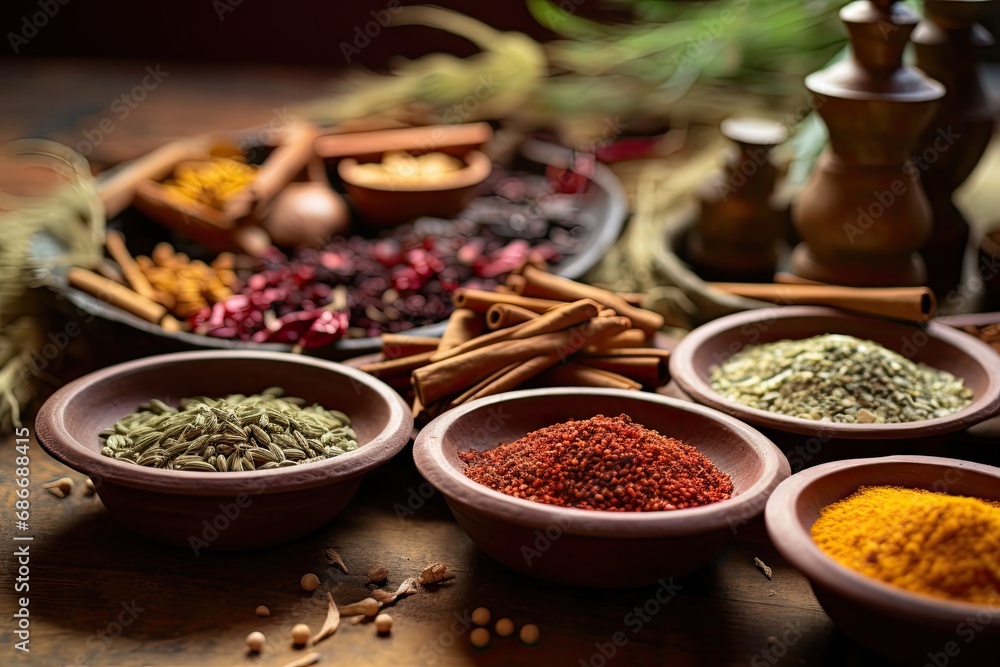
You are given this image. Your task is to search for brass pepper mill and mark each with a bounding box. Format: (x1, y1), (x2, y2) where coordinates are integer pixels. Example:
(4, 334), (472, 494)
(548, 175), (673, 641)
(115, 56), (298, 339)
(792, 0), (945, 287)
(913, 0), (998, 298)
(685, 118), (789, 283)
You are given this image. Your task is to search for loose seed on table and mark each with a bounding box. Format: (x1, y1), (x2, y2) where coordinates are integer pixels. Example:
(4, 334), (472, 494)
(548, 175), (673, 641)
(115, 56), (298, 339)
(311, 592), (340, 645)
(418, 562), (448, 585)
(495, 618), (515, 638)
(470, 627), (490, 648)
(339, 597), (380, 617)
(367, 565), (389, 583)
(325, 547), (349, 574)
(374, 613), (393, 635)
(280, 651), (320, 667)
(520, 624), (540, 645)
(44, 477), (73, 497)
(245, 631), (265, 653)
(84, 478), (95, 496)
(472, 607), (490, 626)
(255, 605), (270, 617)
(291, 623), (311, 647)
(300, 573), (320, 592)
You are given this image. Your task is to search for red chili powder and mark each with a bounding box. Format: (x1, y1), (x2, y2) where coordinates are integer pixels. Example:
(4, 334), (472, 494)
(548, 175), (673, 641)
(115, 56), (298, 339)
(458, 414), (733, 511)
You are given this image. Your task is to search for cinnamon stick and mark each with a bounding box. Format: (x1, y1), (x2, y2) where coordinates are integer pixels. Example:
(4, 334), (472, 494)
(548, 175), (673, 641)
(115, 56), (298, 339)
(709, 283), (936, 323)
(511, 300), (600, 339)
(486, 303), (538, 329)
(437, 309), (483, 352)
(68, 267), (180, 332)
(514, 265), (664, 333)
(577, 347), (671, 360)
(380, 335), (441, 359)
(584, 329), (649, 351)
(451, 287), (565, 314)
(412, 316), (629, 405)
(577, 355), (668, 388)
(450, 354), (559, 406)
(537, 364), (642, 390)
(104, 230), (157, 301)
(359, 351), (435, 380)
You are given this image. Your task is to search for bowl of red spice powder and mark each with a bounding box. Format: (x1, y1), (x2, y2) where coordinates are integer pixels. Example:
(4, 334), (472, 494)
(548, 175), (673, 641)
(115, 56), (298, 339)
(413, 387), (789, 587)
(765, 455), (1000, 666)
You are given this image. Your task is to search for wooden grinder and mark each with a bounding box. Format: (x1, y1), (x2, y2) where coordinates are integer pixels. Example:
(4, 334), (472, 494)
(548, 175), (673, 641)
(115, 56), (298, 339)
(792, 0), (945, 287)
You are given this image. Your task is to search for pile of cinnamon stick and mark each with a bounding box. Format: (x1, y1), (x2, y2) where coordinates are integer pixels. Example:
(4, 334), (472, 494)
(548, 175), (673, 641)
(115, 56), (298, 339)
(358, 266), (668, 420)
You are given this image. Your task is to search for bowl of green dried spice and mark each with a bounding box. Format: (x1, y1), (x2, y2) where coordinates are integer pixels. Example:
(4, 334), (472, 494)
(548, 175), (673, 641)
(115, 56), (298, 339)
(413, 387), (789, 588)
(36, 350), (413, 550)
(669, 307), (1000, 451)
(765, 455), (1000, 666)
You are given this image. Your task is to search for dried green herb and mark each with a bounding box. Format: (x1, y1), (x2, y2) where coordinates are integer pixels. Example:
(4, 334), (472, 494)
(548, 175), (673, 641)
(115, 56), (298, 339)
(709, 334), (972, 424)
(99, 387), (358, 471)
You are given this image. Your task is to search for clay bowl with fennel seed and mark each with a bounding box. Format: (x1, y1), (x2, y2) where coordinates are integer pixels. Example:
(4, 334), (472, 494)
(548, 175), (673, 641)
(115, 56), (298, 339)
(35, 350), (412, 550)
(413, 387), (790, 588)
(765, 455), (1000, 666)
(668, 306), (1000, 466)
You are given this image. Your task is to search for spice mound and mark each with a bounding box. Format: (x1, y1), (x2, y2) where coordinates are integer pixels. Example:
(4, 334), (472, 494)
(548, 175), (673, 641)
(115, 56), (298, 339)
(459, 414), (732, 511)
(100, 387), (358, 471)
(709, 334), (973, 423)
(811, 486), (1000, 604)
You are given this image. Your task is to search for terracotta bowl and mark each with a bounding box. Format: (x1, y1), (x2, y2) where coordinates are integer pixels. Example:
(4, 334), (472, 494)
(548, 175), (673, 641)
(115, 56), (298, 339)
(669, 306), (1000, 443)
(338, 150), (492, 227)
(36, 351), (413, 550)
(413, 388), (790, 588)
(765, 455), (1000, 666)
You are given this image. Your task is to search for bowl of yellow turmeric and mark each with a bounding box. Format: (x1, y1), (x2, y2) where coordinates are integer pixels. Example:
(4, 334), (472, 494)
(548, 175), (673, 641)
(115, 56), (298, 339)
(765, 455), (1000, 666)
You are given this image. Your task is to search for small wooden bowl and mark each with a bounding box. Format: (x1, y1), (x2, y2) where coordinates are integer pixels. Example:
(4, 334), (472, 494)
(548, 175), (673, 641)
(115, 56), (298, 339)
(413, 388), (790, 588)
(765, 455), (1000, 666)
(36, 351), (412, 550)
(338, 150), (492, 227)
(669, 306), (1000, 440)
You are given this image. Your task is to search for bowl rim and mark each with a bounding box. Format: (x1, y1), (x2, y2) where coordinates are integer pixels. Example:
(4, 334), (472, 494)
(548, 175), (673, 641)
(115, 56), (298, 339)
(412, 387), (791, 538)
(337, 150), (492, 193)
(35, 350), (413, 496)
(669, 306), (1000, 438)
(764, 454), (1000, 619)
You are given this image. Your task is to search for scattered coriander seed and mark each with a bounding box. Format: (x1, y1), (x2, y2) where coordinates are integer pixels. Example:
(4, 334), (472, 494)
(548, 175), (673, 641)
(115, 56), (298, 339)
(291, 623), (311, 646)
(300, 573), (320, 592)
(84, 478), (96, 496)
(367, 565), (389, 583)
(246, 631), (266, 653)
(470, 627), (490, 648)
(754, 557), (773, 580)
(519, 624), (540, 645)
(374, 613), (393, 635)
(472, 607), (491, 626)
(495, 618), (515, 638)
(255, 605), (270, 617)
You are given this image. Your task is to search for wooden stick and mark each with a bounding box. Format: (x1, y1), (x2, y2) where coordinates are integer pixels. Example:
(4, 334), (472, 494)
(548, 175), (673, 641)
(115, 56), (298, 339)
(577, 355), (668, 388)
(437, 309), (483, 353)
(451, 288), (565, 315)
(537, 363), (642, 390)
(515, 265), (664, 333)
(67, 268), (180, 332)
(708, 283), (936, 323)
(314, 122), (493, 159)
(380, 335), (441, 359)
(485, 303), (538, 329)
(104, 230), (157, 301)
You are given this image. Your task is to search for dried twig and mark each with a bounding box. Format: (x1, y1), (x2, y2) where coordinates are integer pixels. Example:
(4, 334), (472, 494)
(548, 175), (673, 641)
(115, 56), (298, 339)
(325, 548), (348, 574)
(754, 557), (773, 580)
(311, 592), (340, 645)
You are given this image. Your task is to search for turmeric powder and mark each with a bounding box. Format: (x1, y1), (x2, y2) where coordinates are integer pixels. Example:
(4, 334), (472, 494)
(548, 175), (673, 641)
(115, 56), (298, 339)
(811, 486), (1000, 604)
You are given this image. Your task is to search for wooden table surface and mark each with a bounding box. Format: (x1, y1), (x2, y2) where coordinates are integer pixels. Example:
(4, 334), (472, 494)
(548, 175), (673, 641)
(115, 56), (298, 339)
(1, 428), (900, 667)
